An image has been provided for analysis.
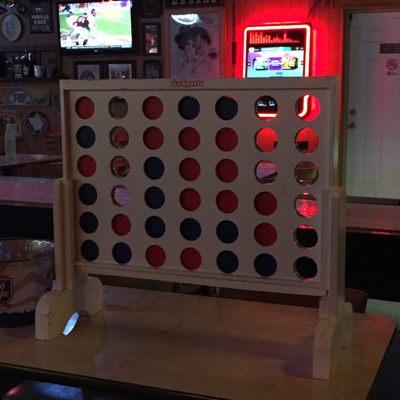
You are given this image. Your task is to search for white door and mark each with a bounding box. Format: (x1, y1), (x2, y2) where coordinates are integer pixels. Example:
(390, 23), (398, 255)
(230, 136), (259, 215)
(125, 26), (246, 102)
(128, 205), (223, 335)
(346, 12), (400, 199)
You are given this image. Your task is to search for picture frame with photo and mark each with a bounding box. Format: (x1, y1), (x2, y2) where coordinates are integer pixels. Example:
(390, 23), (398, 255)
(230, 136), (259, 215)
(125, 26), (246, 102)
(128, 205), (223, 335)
(107, 61), (135, 79)
(74, 62), (102, 80)
(143, 60), (162, 79)
(29, 0), (53, 33)
(143, 23), (161, 55)
(165, 9), (225, 79)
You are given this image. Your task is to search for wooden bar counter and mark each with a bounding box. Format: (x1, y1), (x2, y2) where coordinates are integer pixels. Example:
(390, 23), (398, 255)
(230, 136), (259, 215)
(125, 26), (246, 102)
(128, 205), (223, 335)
(0, 286), (395, 399)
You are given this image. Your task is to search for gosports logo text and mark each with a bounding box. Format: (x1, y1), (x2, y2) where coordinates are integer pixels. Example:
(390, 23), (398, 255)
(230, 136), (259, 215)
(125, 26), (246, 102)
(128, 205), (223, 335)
(170, 79), (204, 88)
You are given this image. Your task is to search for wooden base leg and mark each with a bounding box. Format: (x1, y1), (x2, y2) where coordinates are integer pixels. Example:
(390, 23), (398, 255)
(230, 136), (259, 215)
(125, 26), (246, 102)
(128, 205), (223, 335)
(313, 302), (353, 380)
(35, 277), (103, 340)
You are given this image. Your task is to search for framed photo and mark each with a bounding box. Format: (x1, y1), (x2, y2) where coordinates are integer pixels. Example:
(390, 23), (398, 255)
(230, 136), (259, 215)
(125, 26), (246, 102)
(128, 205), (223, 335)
(74, 62), (102, 80)
(143, 60), (162, 79)
(107, 62), (135, 79)
(140, 0), (163, 18)
(29, 0), (53, 33)
(165, 9), (225, 78)
(166, 0), (224, 6)
(143, 23), (161, 55)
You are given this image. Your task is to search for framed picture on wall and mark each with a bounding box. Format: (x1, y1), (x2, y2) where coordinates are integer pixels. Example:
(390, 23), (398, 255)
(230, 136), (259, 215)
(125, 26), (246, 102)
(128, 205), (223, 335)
(143, 23), (161, 55)
(165, 9), (224, 78)
(74, 62), (102, 80)
(143, 60), (162, 79)
(107, 62), (135, 79)
(29, 0), (53, 33)
(166, 0), (224, 6)
(140, 0), (163, 18)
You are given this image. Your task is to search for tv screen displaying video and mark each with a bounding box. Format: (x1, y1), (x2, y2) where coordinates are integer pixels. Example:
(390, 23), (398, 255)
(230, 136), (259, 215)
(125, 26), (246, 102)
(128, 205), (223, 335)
(57, 1), (133, 52)
(246, 45), (305, 78)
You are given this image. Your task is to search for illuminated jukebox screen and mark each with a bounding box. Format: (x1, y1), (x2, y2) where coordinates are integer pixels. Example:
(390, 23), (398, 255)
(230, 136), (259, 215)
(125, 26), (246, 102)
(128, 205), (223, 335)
(243, 24), (311, 78)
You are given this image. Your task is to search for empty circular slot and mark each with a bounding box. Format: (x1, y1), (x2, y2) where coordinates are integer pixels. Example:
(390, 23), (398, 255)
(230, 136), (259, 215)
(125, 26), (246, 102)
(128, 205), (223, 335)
(255, 160), (277, 184)
(143, 96), (163, 119)
(146, 245), (166, 267)
(112, 185), (130, 207)
(255, 96), (278, 121)
(216, 220), (239, 244)
(112, 242), (132, 264)
(294, 256), (318, 279)
(143, 127), (164, 150)
(254, 192), (277, 216)
(215, 96), (238, 120)
(76, 126), (96, 148)
(110, 127), (129, 149)
(178, 96), (200, 120)
(112, 214), (131, 236)
(180, 188), (201, 211)
(111, 156), (130, 178)
(295, 128), (319, 153)
(179, 158), (201, 181)
(180, 218), (201, 241)
(179, 127), (200, 151)
(109, 97), (128, 119)
(216, 159), (238, 183)
(255, 128), (278, 152)
(144, 157), (165, 180)
(294, 161), (319, 186)
(254, 253), (277, 277)
(295, 193), (319, 218)
(81, 240), (99, 262)
(180, 248), (201, 270)
(75, 97), (95, 119)
(217, 251), (239, 274)
(77, 155), (97, 177)
(296, 95), (320, 121)
(145, 216), (166, 238)
(79, 184), (97, 205)
(80, 212), (98, 234)
(254, 223), (277, 246)
(144, 186), (165, 209)
(216, 190), (238, 213)
(215, 127), (238, 152)
(294, 225), (318, 248)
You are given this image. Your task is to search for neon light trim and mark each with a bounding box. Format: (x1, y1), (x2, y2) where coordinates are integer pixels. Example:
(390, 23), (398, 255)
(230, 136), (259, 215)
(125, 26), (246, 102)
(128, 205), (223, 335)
(243, 24), (311, 78)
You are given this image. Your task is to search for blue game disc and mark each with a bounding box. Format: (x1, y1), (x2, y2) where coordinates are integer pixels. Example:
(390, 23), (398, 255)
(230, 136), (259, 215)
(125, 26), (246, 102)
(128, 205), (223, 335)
(145, 216), (166, 238)
(178, 96), (200, 120)
(144, 157), (165, 180)
(215, 96), (238, 120)
(216, 220), (239, 243)
(112, 242), (132, 264)
(254, 253), (277, 277)
(81, 240), (99, 262)
(79, 212), (98, 234)
(79, 183), (97, 205)
(180, 218), (201, 241)
(76, 126), (96, 148)
(145, 187), (165, 209)
(217, 251), (239, 273)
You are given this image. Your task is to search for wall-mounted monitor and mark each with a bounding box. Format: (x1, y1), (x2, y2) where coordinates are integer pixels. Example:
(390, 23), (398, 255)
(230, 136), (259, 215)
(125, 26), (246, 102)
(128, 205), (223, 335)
(57, 1), (135, 54)
(243, 24), (311, 78)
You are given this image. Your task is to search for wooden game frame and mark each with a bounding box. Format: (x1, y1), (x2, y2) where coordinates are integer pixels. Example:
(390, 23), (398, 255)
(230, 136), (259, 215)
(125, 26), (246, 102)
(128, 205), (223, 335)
(36, 77), (352, 381)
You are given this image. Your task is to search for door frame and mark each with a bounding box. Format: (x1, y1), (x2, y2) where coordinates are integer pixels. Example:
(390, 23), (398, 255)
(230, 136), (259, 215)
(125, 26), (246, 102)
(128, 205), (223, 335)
(341, 5), (400, 204)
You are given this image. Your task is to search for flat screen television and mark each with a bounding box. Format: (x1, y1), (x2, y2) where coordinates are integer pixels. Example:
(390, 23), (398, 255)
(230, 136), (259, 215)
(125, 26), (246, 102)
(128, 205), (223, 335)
(57, 1), (134, 54)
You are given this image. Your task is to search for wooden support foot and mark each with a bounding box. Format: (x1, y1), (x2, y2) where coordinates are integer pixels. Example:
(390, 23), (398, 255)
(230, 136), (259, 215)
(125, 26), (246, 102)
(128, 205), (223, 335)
(35, 277), (103, 340)
(313, 302), (353, 380)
